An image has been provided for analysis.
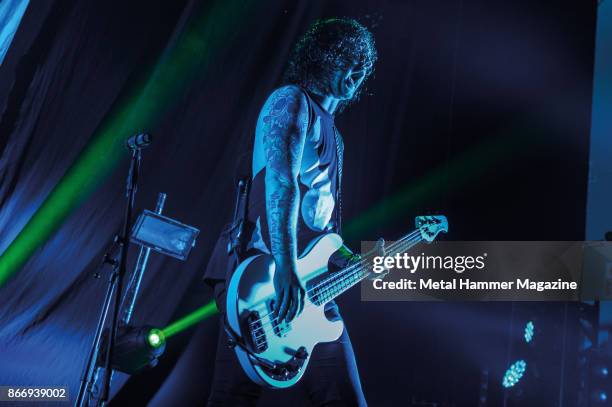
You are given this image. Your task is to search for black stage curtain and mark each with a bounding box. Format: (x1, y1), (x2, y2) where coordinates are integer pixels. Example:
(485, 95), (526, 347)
(0, 1), (595, 405)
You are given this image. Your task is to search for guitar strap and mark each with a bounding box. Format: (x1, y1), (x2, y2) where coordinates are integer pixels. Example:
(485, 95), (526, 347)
(226, 177), (251, 260)
(332, 125), (343, 234)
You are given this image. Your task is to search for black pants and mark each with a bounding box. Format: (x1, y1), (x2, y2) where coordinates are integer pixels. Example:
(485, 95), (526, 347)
(207, 282), (366, 407)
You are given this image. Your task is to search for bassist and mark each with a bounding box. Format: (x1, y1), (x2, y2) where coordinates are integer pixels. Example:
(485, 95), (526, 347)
(204, 18), (377, 406)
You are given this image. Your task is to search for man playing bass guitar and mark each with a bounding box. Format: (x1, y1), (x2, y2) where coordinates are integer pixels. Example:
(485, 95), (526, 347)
(204, 18), (378, 406)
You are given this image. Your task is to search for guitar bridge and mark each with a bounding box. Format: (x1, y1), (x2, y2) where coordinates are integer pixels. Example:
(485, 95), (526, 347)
(264, 346), (309, 381)
(247, 311), (268, 353)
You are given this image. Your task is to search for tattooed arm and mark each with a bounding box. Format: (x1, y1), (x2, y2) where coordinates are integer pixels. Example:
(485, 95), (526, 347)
(259, 85), (309, 323)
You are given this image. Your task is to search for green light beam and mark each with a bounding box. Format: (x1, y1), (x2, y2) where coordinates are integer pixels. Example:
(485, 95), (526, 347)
(0, 0), (253, 286)
(161, 300), (218, 339)
(343, 133), (525, 239)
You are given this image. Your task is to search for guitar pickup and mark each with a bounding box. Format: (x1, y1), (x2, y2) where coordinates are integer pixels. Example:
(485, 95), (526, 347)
(246, 311), (268, 353)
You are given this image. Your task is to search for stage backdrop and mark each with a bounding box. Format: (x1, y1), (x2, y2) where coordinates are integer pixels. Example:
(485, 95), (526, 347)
(0, 0), (595, 405)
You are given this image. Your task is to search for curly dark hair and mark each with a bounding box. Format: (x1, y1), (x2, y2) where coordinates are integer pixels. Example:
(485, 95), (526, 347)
(283, 18), (377, 111)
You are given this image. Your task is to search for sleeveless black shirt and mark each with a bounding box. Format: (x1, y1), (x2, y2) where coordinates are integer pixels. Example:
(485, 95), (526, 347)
(247, 87), (343, 255)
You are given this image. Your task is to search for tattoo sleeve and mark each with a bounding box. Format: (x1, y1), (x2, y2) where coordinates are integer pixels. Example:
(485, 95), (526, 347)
(261, 86), (309, 266)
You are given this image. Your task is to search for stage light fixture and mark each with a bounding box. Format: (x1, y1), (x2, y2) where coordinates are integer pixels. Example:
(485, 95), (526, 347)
(593, 362), (610, 378)
(130, 210), (199, 260)
(524, 321), (535, 343)
(592, 390), (608, 403)
(588, 349), (612, 405)
(98, 325), (166, 375)
(146, 328), (166, 349)
(502, 360), (527, 388)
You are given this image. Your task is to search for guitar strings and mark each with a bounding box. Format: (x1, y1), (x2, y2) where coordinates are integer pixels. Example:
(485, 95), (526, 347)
(306, 231), (423, 300)
(249, 234), (424, 340)
(252, 229), (421, 324)
(248, 230), (424, 338)
(249, 231), (422, 334)
(249, 234), (423, 340)
(251, 230), (422, 327)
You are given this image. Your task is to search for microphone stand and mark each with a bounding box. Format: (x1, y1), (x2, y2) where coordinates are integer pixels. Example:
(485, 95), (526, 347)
(75, 147), (142, 407)
(100, 147), (141, 403)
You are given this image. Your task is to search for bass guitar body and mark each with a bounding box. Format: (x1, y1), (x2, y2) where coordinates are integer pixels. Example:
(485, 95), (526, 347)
(225, 233), (345, 389)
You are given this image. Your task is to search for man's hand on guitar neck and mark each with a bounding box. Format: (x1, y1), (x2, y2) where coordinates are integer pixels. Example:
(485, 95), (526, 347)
(368, 238), (390, 280)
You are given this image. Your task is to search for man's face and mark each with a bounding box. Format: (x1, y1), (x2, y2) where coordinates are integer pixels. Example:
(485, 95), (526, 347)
(329, 61), (368, 100)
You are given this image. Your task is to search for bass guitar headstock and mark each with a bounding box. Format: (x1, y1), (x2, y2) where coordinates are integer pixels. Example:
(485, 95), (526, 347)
(415, 215), (448, 242)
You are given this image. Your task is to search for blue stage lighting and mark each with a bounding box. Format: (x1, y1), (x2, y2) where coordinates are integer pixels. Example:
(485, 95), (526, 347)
(502, 360), (527, 388)
(524, 321), (534, 343)
(592, 390), (608, 403)
(594, 365), (609, 378)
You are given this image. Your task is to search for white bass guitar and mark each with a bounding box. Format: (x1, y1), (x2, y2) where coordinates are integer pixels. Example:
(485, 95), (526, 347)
(225, 215), (448, 388)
